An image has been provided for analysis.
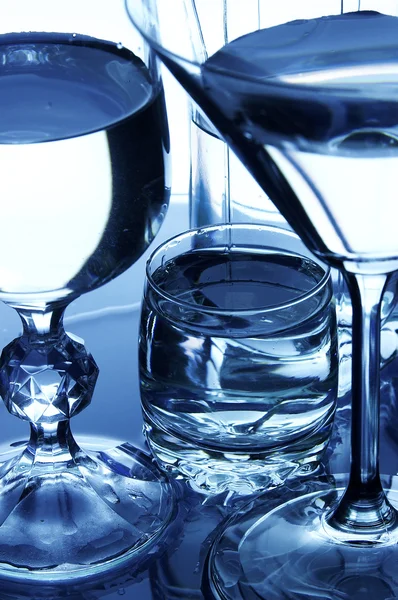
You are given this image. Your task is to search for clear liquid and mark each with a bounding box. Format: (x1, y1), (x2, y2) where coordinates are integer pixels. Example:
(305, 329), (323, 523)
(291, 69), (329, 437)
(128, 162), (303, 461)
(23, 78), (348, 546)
(0, 33), (169, 304)
(140, 250), (338, 452)
(198, 11), (398, 262)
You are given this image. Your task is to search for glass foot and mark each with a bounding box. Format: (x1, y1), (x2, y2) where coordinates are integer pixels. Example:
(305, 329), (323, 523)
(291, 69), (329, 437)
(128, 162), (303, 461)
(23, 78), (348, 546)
(205, 474), (398, 600)
(0, 436), (175, 582)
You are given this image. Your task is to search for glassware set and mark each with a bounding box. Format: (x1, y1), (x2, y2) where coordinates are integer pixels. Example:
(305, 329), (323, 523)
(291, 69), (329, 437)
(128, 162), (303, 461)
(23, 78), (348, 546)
(0, 0), (397, 599)
(127, 1), (398, 599)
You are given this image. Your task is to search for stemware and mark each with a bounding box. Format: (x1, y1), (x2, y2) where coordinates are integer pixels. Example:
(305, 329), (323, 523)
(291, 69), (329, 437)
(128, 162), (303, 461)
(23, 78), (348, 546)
(0, 0), (174, 582)
(127, 0), (398, 597)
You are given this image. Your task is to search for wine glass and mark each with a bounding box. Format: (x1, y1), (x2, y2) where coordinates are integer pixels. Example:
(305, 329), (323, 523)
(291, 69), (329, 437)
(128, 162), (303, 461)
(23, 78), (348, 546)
(127, 0), (398, 597)
(0, 0), (175, 582)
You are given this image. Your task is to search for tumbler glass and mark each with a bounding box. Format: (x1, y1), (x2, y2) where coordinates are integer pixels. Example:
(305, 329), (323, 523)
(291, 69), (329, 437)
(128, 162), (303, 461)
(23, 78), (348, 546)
(139, 223), (338, 494)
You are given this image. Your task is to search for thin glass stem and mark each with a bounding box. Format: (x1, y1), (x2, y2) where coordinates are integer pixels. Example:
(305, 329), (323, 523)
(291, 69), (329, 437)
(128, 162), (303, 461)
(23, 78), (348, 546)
(22, 421), (81, 474)
(18, 305), (65, 339)
(324, 269), (398, 541)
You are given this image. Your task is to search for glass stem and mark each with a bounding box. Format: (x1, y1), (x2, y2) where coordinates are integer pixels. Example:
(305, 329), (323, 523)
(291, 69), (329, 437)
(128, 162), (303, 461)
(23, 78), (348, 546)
(0, 304), (98, 475)
(18, 305), (65, 339)
(17, 307), (82, 470)
(325, 270), (398, 540)
(23, 420), (81, 474)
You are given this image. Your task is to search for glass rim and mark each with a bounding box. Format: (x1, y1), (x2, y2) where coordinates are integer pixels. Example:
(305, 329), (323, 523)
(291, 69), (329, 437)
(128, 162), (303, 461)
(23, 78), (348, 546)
(125, 3), (369, 96)
(145, 223), (331, 317)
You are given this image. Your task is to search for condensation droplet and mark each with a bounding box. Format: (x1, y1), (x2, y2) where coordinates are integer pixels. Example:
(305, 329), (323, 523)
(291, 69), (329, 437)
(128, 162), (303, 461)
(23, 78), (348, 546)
(117, 42), (123, 50)
(102, 484), (120, 504)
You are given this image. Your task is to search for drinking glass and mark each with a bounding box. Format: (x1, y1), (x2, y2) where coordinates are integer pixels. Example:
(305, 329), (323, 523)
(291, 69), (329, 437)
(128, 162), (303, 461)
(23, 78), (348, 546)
(0, 0), (174, 581)
(140, 223), (338, 495)
(190, 108), (283, 228)
(127, 1), (398, 597)
(187, 0), (286, 229)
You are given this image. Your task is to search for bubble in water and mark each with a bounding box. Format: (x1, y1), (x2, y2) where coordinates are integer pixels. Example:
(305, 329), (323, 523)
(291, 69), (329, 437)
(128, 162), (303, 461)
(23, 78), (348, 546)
(117, 589), (126, 596)
(117, 42), (123, 50)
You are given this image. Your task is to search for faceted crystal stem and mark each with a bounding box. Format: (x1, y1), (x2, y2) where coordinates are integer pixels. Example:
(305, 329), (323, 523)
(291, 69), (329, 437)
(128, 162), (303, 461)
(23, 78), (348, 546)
(0, 306), (98, 469)
(324, 270), (398, 542)
(22, 420), (81, 474)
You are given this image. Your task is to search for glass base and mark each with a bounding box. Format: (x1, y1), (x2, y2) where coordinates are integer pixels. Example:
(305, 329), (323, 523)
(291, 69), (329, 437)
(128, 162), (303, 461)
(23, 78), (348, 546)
(144, 418), (333, 495)
(0, 436), (175, 582)
(205, 474), (398, 600)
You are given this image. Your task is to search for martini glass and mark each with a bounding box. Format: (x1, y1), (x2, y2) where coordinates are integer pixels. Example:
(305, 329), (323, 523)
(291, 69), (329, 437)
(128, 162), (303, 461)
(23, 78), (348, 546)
(0, 0), (175, 583)
(127, 1), (398, 597)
